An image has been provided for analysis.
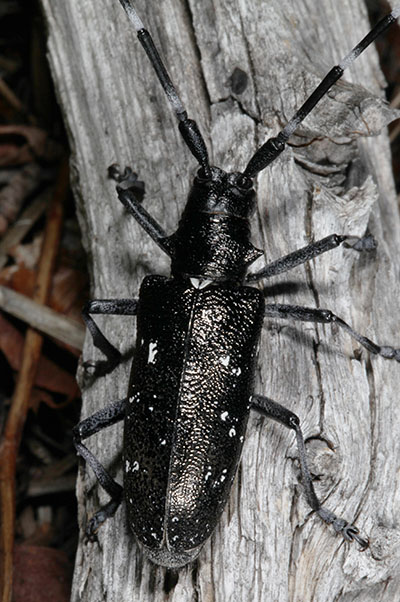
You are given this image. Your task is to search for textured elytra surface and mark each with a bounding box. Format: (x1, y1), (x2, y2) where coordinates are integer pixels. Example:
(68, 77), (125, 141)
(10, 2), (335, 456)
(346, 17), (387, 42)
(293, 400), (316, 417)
(39, 0), (400, 600)
(124, 276), (264, 564)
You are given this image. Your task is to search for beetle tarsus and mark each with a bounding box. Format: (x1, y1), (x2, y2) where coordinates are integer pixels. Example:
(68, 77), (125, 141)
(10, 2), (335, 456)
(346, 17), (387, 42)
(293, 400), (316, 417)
(108, 163), (140, 185)
(82, 357), (122, 378)
(85, 498), (122, 541)
(108, 163), (145, 200)
(317, 508), (369, 549)
(334, 520), (369, 550)
(342, 233), (377, 252)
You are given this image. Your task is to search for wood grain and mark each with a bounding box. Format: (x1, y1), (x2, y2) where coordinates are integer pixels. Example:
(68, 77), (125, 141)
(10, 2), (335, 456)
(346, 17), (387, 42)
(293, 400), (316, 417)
(39, 1), (400, 600)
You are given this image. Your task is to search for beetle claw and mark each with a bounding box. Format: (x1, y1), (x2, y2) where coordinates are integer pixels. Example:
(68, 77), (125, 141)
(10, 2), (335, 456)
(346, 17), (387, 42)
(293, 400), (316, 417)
(84, 523), (99, 544)
(342, 524), (369, 550)
(84, 500), (121, 542)
(108, 163), (137, 183)
(335, 519), (369, 550)
(85, 515), (103, 543)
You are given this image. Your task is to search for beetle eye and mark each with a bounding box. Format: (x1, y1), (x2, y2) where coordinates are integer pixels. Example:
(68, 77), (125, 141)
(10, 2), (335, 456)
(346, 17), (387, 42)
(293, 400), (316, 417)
(196, 167), (210, 181)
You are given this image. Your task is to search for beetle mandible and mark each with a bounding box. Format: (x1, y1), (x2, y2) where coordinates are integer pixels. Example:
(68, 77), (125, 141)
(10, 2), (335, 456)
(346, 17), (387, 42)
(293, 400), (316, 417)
(73, 0), (400, 567)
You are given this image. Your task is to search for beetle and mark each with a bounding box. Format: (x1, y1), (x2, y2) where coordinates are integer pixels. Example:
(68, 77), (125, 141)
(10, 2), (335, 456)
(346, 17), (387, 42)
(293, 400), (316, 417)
(73, 0), (400, 568)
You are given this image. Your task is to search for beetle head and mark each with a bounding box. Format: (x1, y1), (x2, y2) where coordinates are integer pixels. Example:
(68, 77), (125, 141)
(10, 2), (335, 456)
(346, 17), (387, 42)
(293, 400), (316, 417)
(161, 166), (262, 282)
(190, 166), (256, 218)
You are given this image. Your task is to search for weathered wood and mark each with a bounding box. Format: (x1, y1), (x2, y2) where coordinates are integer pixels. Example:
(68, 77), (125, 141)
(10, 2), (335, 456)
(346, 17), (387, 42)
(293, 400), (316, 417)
(40, 1), (400, 600)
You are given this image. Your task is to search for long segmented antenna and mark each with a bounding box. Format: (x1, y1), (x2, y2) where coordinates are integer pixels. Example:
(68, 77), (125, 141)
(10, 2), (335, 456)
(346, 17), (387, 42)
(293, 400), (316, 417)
(244, 7), (400, 178)
(118, 0), (211, 176)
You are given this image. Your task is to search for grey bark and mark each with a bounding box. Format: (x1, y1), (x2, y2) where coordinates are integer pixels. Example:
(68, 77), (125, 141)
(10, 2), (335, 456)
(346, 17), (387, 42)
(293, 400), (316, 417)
(39, 0), (400, 600)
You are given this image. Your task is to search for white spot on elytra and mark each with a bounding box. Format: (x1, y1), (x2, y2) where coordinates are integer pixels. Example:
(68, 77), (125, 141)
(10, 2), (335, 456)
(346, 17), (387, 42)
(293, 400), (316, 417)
(132, 461), (139, 471)
(160, 439), (166, 445)
(125, 460), (130, 471)
(232, 366), (241, 376)
(148, 341), (158, 363)
(220, 411), (229, 421)
(229, 427), (236, 437)
(172, 516), (179, 522)
(148, 406), (154, 411)
(205, 471), (212, 481)
(220, 355), (230, 367)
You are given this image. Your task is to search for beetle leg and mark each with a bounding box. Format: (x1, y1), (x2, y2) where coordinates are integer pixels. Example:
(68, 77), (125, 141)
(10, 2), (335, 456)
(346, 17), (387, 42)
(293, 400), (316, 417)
(246, 233), (375, 282)
(108, 163), (172, 256)
(251, 394), (369, 549)
(73, 398), (127, 539)
(83, 299), (138, 376)
(264, 304), (400, 362)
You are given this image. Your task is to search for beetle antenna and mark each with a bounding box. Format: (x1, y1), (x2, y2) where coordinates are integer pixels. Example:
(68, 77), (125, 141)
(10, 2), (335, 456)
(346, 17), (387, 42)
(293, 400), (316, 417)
(118, 0), (211, 176)
(244, 7), (400, 178)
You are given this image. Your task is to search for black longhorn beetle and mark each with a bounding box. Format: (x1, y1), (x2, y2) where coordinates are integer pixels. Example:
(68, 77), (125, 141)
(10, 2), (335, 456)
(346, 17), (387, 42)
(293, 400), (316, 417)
(74, 1), (400, 568)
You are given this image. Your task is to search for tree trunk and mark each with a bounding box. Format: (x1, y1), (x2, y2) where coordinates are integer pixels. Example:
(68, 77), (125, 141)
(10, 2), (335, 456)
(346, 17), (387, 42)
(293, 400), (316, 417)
(40, 0), (400, 600)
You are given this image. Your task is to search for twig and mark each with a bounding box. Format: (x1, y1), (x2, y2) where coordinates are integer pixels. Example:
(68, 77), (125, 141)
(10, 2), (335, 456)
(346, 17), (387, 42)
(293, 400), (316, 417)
(0, 190), (49, 269)
(0, 79), (36, 124)
(0, 286), (85, 350)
